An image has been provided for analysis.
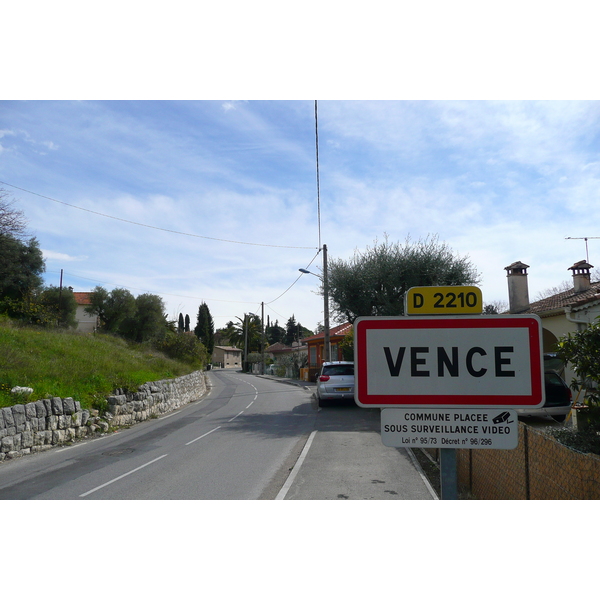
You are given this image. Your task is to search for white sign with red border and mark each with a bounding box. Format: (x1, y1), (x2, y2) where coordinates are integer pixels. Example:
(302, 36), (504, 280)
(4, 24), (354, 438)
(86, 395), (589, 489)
(354, 315), (544, 408)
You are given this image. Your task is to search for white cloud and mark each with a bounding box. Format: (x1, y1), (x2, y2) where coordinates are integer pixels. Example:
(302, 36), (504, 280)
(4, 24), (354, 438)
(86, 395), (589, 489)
(42, 249), (87, 262)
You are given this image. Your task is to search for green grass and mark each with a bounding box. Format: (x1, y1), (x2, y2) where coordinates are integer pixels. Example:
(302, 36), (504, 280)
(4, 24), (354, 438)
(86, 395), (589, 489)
(0, 319), (198, 410)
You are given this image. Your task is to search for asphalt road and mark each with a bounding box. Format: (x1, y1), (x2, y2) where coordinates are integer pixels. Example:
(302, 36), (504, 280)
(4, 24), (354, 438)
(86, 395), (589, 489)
(0, 369), (436, 500)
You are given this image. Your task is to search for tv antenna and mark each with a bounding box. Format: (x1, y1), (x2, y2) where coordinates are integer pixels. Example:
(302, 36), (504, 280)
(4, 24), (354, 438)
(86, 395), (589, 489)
(565, 236), (600, 263)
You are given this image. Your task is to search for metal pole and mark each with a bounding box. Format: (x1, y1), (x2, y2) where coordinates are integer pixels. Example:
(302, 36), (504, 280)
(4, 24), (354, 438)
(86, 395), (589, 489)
(323, 243), (331, 362)
(440, 448), (458, 500)
(261, 302), (265, 375)
(244, 314), (248, 373)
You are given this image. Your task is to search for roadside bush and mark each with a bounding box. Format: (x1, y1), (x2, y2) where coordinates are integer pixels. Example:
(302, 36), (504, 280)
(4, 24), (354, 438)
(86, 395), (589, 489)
(158, 332), (208, 368)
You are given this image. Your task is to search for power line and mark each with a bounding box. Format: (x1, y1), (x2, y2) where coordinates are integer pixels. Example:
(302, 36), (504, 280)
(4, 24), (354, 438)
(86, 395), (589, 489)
(0, 180), (317, 250)
(265, 248), (322, 305)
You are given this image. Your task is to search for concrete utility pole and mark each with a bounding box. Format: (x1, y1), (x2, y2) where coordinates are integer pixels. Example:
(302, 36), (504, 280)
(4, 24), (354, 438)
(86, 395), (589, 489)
(323, 243), (331, 363)
(261, 302), (265, 375)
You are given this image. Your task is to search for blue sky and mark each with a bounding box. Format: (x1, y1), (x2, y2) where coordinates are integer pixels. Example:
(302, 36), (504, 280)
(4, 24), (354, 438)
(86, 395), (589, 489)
(2, 99), (600, 332)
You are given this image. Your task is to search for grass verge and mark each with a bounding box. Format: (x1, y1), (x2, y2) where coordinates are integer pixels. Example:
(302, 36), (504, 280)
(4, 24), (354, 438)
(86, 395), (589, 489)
(0, 320), (199, 410)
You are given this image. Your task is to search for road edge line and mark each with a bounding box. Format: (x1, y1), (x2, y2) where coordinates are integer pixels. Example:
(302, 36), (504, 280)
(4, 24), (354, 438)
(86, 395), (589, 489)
(405, 447), (439, 500)
(275, 430), (317, 500)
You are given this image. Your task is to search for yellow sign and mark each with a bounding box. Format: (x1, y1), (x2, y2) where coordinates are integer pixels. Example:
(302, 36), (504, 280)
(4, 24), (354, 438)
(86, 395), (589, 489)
(405, 286), (483, 315)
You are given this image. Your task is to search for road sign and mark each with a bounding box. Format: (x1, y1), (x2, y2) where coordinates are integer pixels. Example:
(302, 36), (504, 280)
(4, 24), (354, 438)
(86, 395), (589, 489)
(381, 408), (519, 449)
(405, 285), (483, 315)
(354, 314), (544, 408)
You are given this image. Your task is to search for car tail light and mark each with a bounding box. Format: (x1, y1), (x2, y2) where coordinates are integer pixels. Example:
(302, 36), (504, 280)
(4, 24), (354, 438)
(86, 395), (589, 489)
(319, 375), (330, 382)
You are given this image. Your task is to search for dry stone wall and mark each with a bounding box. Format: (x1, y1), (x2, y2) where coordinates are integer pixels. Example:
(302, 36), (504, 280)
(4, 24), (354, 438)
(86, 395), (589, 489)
(0, 370), (206, 461)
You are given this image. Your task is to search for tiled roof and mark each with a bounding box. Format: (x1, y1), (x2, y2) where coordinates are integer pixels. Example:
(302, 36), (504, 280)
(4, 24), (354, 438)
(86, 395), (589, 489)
(73, 292), (92, 305)
(527, 281), (600, 315)
(302, 322), (352, 342)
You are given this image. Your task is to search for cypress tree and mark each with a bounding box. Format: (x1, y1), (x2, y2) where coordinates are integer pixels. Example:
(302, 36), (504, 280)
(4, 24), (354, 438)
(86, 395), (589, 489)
(194, 302), (215, 356)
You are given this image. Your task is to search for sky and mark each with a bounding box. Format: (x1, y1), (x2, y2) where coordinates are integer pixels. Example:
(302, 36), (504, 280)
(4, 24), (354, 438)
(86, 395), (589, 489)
(2, 99), (600, 332)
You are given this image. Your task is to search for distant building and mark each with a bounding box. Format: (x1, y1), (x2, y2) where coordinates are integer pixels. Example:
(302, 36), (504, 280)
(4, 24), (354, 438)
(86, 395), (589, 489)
(302, 323), (353, 380)
(73, 292), (98, 333)
(212, 346), (243, 369)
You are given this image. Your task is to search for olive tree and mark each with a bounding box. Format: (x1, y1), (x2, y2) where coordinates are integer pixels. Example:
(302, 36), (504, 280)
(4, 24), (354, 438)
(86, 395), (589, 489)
(325, 235), (480, 323)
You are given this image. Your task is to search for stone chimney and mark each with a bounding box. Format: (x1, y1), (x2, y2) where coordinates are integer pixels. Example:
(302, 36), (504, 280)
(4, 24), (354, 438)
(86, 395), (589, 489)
(505, 261), (530, 313)
(569, 260), (593, 293)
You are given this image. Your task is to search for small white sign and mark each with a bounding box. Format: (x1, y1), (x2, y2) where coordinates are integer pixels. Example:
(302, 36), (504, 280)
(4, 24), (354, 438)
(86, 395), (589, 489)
(381, 408), (519, 449)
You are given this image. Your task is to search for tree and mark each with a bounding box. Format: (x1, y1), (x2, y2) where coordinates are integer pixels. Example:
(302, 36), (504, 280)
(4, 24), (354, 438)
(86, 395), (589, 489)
(557, 318), (600, 430)
(483, 301), (508, 315)
(557, 318), (600, 406)
(0, 189), (28, 239)
(0, 235), (45, 302)
(37, 285), (78, 328)
(85, 286), (136, 334)
(194, 302), (215, 357)
(325, 235), (480, 322)
(185, 314), (190, 332)
(266, 319), (285, 345)
(178, 313), (185, 333)
(284, 315), (298, 345)
(122, 293), (168, 343)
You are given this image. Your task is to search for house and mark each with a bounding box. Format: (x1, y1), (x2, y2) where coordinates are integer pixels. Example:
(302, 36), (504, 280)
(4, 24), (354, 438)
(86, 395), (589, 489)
(302, 322), (353, 380)
(73, 292), (98, 333)
(505, 259), (600, 384)
(212, 346), (243, 369)
(264, 340), (308, 377)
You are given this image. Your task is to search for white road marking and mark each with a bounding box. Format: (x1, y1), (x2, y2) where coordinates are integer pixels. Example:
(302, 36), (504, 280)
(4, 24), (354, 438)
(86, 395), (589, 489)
(79, 454), (169, 498)
(276, 430), (318, 500)
(185, 426), (221, 446)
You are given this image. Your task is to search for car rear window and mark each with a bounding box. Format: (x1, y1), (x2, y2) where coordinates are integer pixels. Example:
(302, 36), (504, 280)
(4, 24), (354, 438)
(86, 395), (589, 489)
(545, 372), (565, 388)
(322, 365), (354, 376)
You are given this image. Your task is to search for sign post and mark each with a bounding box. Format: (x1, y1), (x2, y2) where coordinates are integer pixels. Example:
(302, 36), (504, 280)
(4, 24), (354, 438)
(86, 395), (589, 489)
(354, 288), (544, 500)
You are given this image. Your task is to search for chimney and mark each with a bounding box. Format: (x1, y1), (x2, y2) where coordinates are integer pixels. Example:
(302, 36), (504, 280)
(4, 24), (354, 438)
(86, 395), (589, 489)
(505, 261), (530, 313)
(569, 260), (593, 293)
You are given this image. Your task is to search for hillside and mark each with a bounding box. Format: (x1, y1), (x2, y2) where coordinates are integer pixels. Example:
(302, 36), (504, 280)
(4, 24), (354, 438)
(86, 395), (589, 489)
(0, 319), (199, 410)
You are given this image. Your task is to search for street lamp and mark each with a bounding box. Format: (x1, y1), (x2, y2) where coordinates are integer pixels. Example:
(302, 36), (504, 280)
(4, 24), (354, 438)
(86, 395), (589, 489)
(299, 243), (331, 364)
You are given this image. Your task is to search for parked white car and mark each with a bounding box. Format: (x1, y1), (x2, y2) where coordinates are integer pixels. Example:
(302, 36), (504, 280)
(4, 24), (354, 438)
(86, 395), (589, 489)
(315, 361), (355, 407)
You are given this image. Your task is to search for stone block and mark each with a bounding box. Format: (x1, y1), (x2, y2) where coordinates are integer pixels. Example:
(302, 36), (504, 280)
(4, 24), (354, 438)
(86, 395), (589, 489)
(1, 436), (14, 453)
(35, 400), (47, 418)
(63, 397), (76, 415)
(1, 407), (15, 428)
(43, 398), (52, 415)
(21, 430), (33, 448)
(12, 405), (26, 432)
(52, 430), (65, 445)
(25, 402), (37, 420)
(51, 397), (63, 415)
